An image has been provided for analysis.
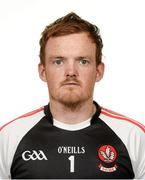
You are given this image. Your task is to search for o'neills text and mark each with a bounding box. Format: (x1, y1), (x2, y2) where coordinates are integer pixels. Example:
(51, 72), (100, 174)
(58, 146), (85, 154)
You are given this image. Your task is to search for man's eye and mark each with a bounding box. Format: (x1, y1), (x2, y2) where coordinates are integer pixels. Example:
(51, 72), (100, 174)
(54, 59), (63, 65)
(79, 59), (89, 65)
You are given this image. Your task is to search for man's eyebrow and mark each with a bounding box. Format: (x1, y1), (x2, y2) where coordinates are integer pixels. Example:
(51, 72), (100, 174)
(48, 55), (92, 60)
(47, 56), (67, 62)
(75, 56), (92, 60)
(48, 56), (65, 59)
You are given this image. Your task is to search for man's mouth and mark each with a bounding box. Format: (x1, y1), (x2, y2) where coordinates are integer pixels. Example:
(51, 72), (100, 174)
(64, 83), (79, 86)
(62, 81), (80, 86)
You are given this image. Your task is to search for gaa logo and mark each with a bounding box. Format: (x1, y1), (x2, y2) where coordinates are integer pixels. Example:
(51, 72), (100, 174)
(22, 150), (48, 161)
(98, 145), (117, 163)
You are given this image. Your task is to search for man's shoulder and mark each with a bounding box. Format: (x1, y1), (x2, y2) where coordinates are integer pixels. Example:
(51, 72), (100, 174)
(99, 106), (145, 162)
(0, 106), (45, 133)
(99, 106), (145, 134)
(0, 106), (45, 179)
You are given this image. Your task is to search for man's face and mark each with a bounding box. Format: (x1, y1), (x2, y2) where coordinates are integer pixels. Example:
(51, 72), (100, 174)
(39, 32), (104, 107)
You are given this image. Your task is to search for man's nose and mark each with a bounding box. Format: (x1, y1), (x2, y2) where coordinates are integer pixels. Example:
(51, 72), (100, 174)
(65, 61), (79, 77)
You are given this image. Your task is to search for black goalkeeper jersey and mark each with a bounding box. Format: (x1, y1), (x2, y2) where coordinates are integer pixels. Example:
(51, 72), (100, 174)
(0, 101), (145, 179)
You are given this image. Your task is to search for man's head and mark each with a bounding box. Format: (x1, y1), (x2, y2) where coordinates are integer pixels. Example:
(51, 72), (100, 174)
(38, 12), (104, 108)
(39, 12), (103, 67)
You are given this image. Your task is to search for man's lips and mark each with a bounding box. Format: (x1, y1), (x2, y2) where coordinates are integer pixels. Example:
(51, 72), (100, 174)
(63, 83), (79, 85)
(62, 81), (80, 86)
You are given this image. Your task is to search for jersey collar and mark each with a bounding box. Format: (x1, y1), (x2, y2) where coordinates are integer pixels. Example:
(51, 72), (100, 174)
(44, 101), (101, 125)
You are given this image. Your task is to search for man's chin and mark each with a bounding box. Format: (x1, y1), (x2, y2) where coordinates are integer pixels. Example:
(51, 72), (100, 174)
(60, 97), (80, 106)
(51, 91), (89, 109)
(57, 94), (84, 109)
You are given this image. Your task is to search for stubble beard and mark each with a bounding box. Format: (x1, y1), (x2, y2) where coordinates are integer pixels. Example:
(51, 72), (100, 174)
(50, 88), (91, 111)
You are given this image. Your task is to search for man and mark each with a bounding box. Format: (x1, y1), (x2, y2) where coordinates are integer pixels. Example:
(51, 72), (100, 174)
(0, 12), (145, 179)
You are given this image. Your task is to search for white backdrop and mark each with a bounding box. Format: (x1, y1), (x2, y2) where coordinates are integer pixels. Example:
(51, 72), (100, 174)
(0, 0), (145, 127)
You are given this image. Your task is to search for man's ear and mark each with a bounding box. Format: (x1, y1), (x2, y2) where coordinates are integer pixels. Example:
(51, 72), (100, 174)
(38, 63), (47, 82)
(96, 63), (105, 82)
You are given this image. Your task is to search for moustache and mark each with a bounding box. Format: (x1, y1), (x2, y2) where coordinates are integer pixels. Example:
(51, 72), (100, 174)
(61, 77), (81, 86)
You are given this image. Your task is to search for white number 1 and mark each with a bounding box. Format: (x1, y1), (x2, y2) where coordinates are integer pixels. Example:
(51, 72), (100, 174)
(68, 155), (75, 173)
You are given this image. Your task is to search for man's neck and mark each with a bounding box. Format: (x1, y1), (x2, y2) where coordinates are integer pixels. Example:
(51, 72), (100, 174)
(49, 99), (96, 124)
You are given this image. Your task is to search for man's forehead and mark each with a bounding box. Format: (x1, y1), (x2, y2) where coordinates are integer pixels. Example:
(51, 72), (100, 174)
(46, 32), (94, 44)
(44, 33), (97, 61)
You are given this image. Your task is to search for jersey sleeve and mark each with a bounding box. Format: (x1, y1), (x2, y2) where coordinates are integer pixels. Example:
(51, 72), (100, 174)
(99, 109), (145, 179)
(0, 128), (10, 179)
(134, 129), (145, 179)
(0, 108), (45, 179)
